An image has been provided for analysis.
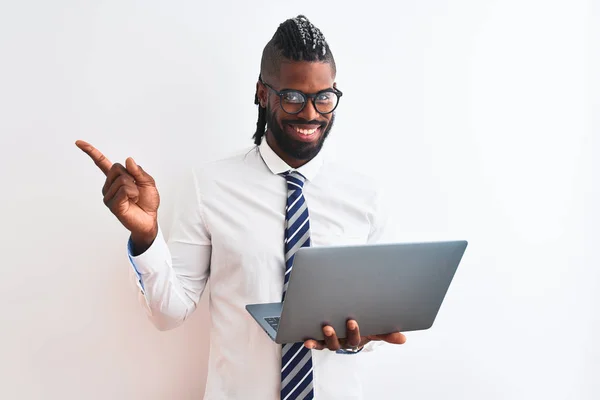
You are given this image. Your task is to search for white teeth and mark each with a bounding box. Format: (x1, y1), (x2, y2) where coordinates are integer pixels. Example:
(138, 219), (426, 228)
(293, 126), (317, 135)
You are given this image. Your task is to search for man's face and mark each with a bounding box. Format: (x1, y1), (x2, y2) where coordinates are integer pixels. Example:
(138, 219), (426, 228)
(259, 62), (336, 162)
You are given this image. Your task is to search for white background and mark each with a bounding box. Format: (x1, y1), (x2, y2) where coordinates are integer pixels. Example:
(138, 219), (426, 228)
(0, 0), (597, 399)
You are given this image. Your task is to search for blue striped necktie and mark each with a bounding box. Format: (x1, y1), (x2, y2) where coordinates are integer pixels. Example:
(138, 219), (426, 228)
(280, 171), (314, 400)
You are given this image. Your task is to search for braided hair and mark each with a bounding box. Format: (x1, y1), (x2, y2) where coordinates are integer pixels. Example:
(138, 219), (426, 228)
(253, 15), (336, 145)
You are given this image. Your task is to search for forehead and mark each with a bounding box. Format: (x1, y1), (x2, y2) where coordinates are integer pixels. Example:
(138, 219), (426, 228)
(275, 61), (335, 92)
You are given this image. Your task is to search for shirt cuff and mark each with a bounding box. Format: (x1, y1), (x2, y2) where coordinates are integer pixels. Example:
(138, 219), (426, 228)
(127, 227), (169, 293)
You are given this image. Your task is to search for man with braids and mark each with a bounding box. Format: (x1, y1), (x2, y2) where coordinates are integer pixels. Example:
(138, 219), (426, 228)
(76, 14), (405, 400)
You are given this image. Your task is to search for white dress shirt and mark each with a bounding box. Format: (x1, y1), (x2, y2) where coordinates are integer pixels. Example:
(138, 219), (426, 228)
(128, 139), (393, 399)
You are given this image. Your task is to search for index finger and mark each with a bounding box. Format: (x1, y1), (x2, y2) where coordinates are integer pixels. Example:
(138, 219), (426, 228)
(75, 140), (113, 175)
(303, 339), (325, 350)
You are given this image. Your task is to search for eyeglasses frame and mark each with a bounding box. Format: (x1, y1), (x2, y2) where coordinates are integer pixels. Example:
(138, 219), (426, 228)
(259, 79), (343, 115)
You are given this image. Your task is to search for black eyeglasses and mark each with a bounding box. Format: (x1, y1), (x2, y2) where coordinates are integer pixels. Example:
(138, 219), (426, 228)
(260, 79), (343, 115)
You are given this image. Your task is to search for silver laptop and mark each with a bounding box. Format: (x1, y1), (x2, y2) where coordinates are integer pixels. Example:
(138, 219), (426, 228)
(246, 240), (468, 344)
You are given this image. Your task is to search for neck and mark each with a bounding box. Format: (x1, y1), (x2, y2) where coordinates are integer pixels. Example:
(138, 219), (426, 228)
(265, 131), (310, 169)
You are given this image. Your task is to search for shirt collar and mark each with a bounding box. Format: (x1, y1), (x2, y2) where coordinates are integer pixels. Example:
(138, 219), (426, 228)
(258, 137), (324, 181)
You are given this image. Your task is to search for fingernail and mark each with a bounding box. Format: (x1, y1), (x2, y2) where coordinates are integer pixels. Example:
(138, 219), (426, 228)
(347, 320), (357, 330)
(324, 327), (333, 336)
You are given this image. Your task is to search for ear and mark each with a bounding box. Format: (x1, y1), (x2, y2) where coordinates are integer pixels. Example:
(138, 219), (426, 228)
(256, 81), (268, 108)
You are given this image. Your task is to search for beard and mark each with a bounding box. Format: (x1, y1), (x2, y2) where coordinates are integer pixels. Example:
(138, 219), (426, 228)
(266, 105), (335, 161)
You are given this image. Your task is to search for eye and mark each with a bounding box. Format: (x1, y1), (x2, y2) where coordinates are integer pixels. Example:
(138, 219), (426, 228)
(316, 92), (334, 104)
(282, 91), (304, 103)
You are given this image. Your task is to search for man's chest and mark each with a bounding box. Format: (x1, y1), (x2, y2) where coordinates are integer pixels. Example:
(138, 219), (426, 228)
(205, 180), (371, 247)
(202, 179), (373, 288)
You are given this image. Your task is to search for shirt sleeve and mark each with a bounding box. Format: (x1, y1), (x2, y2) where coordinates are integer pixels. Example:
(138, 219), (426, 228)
(367, 184), (397, 245)
(127, 168), (212, 331)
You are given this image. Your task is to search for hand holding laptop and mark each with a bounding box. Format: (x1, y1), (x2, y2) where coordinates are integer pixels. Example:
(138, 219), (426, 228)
(246, 240), (467, 346)
(304, 319), (407, 351)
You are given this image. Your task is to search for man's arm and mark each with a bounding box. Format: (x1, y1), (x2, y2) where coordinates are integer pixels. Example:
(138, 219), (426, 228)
(367, 184), (395, 245)
(75, 140), (211, 332)
(305, 183), (406, 353)
(358, 184), (396, 352)
(128, 168), (212, 331)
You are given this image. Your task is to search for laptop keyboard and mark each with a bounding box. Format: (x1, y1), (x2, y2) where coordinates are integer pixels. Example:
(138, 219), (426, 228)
(264, 316), (280, 331)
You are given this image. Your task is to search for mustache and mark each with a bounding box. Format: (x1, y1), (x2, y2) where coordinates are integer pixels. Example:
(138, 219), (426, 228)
(282, 118), (327, 128)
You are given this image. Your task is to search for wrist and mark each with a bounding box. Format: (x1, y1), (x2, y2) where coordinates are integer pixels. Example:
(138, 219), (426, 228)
(336, 346), (364, 355)
(130, 223), (158, 255)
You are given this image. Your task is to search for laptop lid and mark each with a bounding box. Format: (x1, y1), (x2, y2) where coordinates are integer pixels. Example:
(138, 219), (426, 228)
(273, 240), (468, 344)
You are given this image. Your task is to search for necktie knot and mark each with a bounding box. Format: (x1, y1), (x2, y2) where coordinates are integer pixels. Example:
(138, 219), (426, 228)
(283, 170), (306, 191)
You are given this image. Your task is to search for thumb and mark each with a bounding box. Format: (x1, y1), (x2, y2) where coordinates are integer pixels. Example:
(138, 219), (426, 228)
(378, 332), (407, 345)
(125, 157), (152, 184)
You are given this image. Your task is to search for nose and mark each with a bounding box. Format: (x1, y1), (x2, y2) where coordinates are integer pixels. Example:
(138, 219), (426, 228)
(296, 99), (319, 121)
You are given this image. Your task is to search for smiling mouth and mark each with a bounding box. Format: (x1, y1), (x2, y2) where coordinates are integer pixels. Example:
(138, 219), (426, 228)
(286, 123), (324, 137)
(292, 126), (318, 136)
